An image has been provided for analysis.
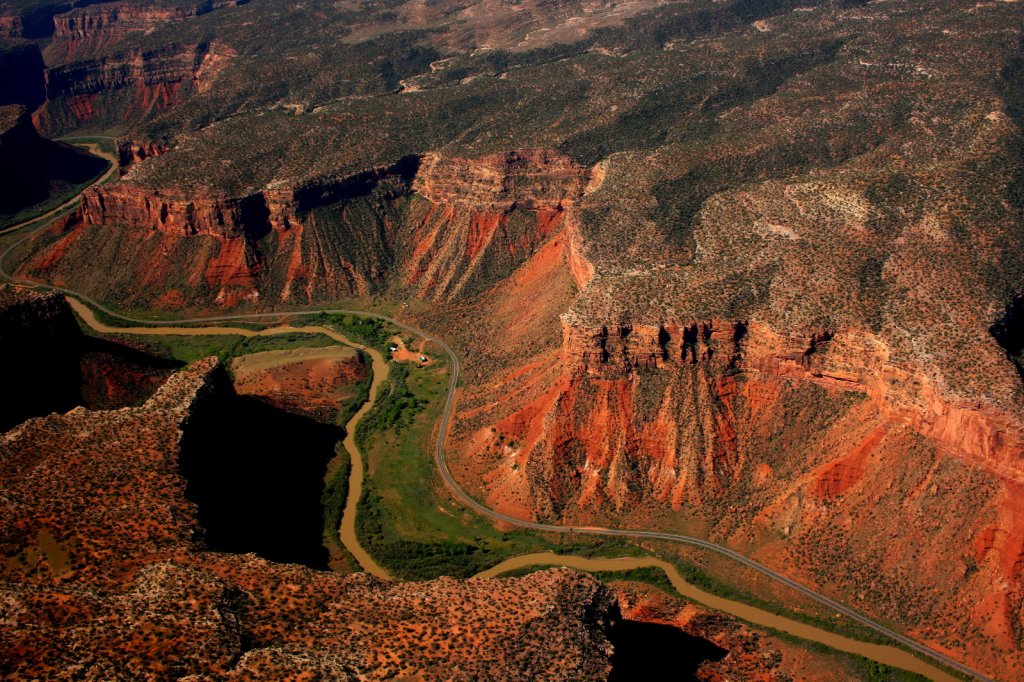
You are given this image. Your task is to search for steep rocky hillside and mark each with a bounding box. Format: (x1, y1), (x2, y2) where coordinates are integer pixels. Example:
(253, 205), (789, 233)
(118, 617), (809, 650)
(16, 148), (593, 306)
(0, 344), (835, 680)
(4, 0), (1024, 676)
(45, 0), (241, 64)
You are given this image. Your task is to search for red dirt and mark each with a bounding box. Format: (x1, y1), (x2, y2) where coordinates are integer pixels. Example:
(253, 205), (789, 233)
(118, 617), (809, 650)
(231, 351), (368, 423)
(466, 212), (504, 261)
(389, 336), (431, 365)
(814, 424), (887, 499)
(204, 238), (257, 287)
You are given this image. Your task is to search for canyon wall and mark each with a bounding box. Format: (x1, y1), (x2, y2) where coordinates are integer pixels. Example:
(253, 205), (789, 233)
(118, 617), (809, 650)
(561, 318), (1024, 482)
(0, 1), (77, 39)
(453, 309), (1024, 678)
(18, 148), (596, 304)
(414, 149), (594, 210)
(116, 136), (167, 174)
(48, 0), (241, 63)
(36, 42), (212, 134)
(0, 0), (240, 134)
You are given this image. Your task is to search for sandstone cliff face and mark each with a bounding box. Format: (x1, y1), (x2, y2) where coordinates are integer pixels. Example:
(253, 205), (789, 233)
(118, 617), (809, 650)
(73, 182), (270, 289)
(79, 182), (268, 238)
(51, 3), (187, 62)
(558, 318), (1024, 482)
(414, 149), (594, 210)
(45, 43), (205, 100)
(453, 310), (1024, 677)
(48, 1), (240, 63)
(397, 149), (594, 300)
(35, 41), (224, 135)
(0, 1), (70, 39)
(20, 149), (597, 304)
(116, 136), (167, 174)
(6, 0), (1024, 675)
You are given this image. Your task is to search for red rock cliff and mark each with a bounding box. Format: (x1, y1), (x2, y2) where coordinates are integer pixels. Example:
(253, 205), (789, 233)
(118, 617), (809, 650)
(79, 182), (268, 238)
(414, 148), (595, 210)
(455, 311), (1024, 678)
(35, 41), (232, 135)
(24, 149), (599, 305)
(50, 3), (191, 62)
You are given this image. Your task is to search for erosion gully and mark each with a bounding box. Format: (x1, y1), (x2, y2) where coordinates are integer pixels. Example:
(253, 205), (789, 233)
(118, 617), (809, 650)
(0, 141), (991, 682)
(68, 298), (966, 682)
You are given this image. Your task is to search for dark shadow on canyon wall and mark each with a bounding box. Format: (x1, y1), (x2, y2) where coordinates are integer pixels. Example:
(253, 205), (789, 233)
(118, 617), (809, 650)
(608, 619), (727, 681)
(180, 372), (342, 570)
(991, 294), (1024, 382)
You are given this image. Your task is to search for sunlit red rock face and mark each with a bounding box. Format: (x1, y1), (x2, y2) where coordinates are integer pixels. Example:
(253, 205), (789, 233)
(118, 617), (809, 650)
(50, 3), (185, 62)
(398, 149), (595, 300)
(452, 307), (1024, 679)
(17, 149), (596, 304)
(452, 327), (1024, 675)
(116, 137), (166, 173)
(16, 143), (1024, 677)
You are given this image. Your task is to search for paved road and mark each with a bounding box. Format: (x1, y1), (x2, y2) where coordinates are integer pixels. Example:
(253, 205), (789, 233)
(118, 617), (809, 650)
(0, 146), (996, 682)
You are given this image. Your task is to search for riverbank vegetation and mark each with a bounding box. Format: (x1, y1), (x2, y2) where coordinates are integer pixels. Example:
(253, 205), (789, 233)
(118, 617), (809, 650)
(322, 443), (357, 573)
(76, 326), (339, 366)
(301, 312), (392, 352)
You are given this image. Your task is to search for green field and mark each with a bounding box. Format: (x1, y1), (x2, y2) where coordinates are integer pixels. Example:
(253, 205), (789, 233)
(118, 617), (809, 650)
(85, 329), (341, 366)
(298, 312), (393, 353)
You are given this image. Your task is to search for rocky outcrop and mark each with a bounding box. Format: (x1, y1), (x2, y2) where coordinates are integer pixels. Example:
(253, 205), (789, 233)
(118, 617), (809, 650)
(116, 136), (167, 174)
(22, 149), (598, 304)
(73, 182), (270, 289)
(414, 148), (595, 210)
(0, 287), (178, 426)
(0, 355), (622, 680)
(79, 182), (269, 238)
(35, 41), (223, 135)
(559, 317), (1024, 485)
(0, 1), (75, 39)
(455, 310), (1024, 679)
(51, 3), (189, 62)
(45, 43), (207, 100)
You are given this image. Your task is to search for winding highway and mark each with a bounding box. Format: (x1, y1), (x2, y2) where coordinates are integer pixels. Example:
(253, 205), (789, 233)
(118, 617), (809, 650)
(0, 144), (996, 682)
